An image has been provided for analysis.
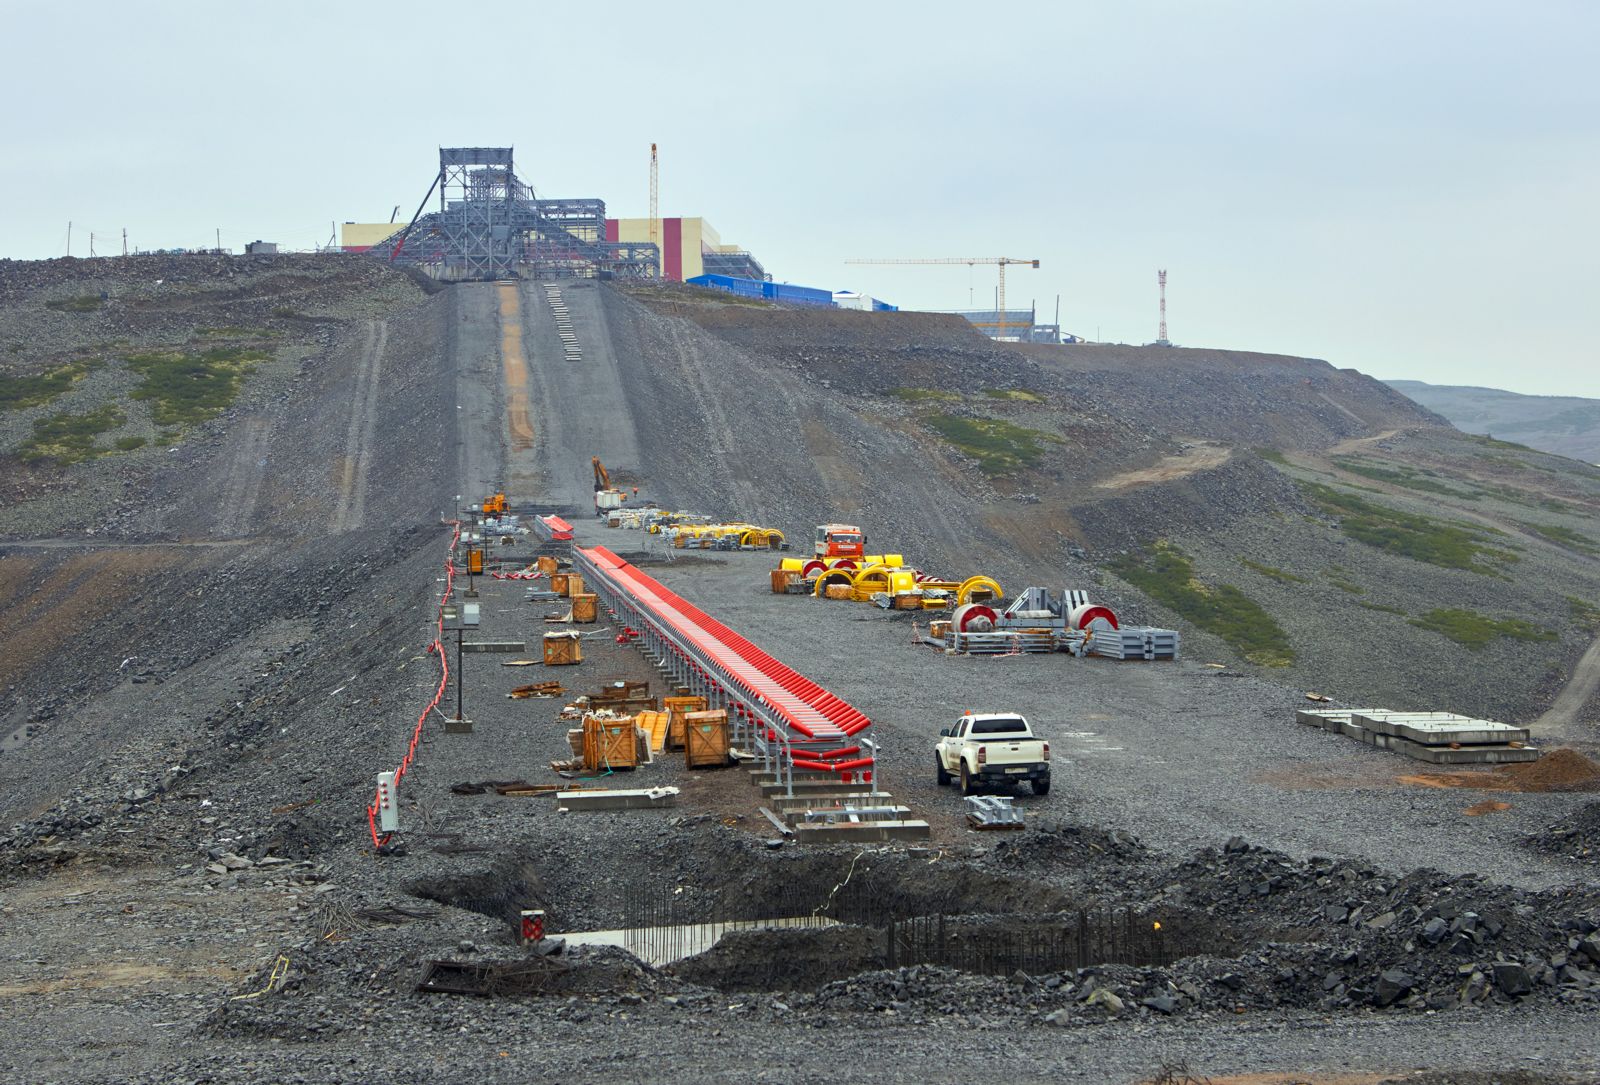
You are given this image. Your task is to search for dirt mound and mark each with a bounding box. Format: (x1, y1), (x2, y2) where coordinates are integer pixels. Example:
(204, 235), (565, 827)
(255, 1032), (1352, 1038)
(1503, 748), (1600, 792)
(1400, 748), (1600, 795)
(670, 924), (883, 991)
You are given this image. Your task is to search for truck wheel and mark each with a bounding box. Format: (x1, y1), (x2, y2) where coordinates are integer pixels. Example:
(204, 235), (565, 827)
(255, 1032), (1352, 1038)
(1031, 776), (1051, 796)
(960, 763), (976, 795)
(935, 754), (951, 786)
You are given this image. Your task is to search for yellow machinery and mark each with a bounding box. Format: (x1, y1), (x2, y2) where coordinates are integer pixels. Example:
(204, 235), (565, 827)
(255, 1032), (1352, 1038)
(672, 522), (787, 550)
(483, 492), (508, 517)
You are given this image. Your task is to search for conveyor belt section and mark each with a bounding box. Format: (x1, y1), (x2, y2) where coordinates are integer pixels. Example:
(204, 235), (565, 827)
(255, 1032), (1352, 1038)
(575, 546), (874, 780)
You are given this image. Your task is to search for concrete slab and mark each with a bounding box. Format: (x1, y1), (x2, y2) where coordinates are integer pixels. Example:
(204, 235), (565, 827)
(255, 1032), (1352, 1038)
(1353, 712), (1531, 746)
(796, 805), (913, 825)
(769, 792), (892, 813)
(793, 819), (932, 843)
(1391, 739), (1541, 765)
(759, 781), (873, 798)
(557, 787), (680, 810)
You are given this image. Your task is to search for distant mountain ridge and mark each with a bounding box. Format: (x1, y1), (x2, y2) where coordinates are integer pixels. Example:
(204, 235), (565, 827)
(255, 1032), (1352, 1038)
(1386, 379), (1600, 463)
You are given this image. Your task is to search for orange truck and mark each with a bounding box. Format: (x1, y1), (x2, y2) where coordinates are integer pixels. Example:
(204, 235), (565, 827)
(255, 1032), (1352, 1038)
(814, 524), (864, 560)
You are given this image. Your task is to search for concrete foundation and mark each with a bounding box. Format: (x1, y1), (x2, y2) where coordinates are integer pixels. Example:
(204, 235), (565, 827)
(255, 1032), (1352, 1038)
(793, 818), (932, 843)
(557, 787), (680, 810)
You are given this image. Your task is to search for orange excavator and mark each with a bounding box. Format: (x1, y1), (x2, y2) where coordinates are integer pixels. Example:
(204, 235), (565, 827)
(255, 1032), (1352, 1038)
(483, 492), (509, 518)
(592, 457), (629, 517)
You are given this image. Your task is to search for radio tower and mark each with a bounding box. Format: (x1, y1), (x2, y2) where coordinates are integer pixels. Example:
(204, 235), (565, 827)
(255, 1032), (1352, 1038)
(648, 143), (659, 275)
(1156, 269), (1170, 345)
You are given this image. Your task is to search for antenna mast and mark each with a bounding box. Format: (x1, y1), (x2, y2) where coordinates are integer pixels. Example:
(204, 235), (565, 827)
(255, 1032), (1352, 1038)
(1157, 269), (1169, 344)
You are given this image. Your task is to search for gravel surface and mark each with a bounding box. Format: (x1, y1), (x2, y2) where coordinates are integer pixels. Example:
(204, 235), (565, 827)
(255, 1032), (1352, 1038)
(2, 267), (1599, 1083)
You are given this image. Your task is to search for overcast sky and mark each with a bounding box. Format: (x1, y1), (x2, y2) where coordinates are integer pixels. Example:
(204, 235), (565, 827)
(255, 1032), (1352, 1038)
(3, 1), (1595, 397)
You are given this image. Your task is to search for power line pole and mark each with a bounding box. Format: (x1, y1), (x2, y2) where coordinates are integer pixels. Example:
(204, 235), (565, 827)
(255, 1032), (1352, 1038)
(122, 228), (128, 256)
(66, 221), (71, 257)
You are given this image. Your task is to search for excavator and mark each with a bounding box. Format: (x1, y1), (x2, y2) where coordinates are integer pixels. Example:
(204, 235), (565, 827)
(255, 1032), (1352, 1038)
(591, 457), (629, 518)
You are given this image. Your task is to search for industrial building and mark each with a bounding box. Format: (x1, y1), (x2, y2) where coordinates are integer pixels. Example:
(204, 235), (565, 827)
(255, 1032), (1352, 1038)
(604, 217), (764, 282)
(945, 309), (1063, 344)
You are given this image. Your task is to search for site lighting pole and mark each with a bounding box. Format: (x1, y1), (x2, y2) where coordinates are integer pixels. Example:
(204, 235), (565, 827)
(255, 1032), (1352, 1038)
(453, 602), (480, 724)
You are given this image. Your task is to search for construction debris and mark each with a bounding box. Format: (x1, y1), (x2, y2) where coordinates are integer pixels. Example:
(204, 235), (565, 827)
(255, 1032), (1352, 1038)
(508, 681), (564, 699)
(1297, 707), (1540, 764)
(965, 794), (1026, 830)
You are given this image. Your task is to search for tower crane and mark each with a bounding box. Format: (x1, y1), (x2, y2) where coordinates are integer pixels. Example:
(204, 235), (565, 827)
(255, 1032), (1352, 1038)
(648, 143), (659, 275)
(845, 257), (1040, 340)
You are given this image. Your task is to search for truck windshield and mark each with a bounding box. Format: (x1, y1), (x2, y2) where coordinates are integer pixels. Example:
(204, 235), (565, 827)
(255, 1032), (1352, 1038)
(971, 717), (1027, 735)
(832, 534), (861, 545)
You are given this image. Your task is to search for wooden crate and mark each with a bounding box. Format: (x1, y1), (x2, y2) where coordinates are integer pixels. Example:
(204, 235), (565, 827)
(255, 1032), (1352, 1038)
(582, 715), (638, 771)
(770, 568), (799, 594)
(825, 584), (853, 601)
(550, 572), (571, 595)
(929, 620), (951, 640)
(536, 555), (559, 575)
(683, 709), (731, 768)
(637, 710), (670, 753)
(543, 632), (583, 665)
(663, 695), (708, 750)
(572, 593), (599, 623)
(892, 593), (921, 610)
(566, 573), (585, 599)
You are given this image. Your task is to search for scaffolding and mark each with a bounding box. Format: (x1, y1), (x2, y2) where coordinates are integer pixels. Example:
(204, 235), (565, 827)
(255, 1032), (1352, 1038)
(370, 148), (658, 282)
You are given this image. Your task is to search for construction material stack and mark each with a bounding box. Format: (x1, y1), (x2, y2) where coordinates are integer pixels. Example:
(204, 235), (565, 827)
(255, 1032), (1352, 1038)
(573, 544), (930, 842)
(1296, 707), (1540, 764)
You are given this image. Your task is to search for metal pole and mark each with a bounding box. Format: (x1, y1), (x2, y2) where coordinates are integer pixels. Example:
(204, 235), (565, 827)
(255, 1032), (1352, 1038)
(455, 625), (464, 721)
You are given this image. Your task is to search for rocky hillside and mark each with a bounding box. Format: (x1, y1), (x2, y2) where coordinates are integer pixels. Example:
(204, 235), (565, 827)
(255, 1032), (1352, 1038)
(1388, 379), (1600, 464)
(610, 283), (1600, 724)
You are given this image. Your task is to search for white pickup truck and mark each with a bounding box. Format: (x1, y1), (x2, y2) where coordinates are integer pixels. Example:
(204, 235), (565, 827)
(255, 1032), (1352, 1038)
(935, 712), (1051, 796)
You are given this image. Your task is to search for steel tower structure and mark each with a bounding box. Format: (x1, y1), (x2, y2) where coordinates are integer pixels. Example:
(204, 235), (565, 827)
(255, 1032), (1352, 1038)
(373, 148), (658, 281)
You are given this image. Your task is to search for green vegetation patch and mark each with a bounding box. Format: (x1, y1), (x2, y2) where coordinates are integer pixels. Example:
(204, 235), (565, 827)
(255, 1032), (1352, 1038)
(1520, 522), (1599, 556)
(1239, 558), (1307, 585)
(1358, 601), (1407, 615)
(1254, 447), (1289, 465)
(1570, 597), (1600, 629)
(1332, 456), (1479, 500)
(1299, 481), (1519, 575)
(0, 358), (102, 411)
(114, 435), (146, 451)
(1468, 434), (1536, 453)
(197, 326), (280, 340)
(17, 405), (126, 465)
(124, 345), (268, 428)
(1408, 608), (1557, 650)
(892, 387), (962, 404)
(44, 295), (103, 313)
(1328, 578), (1365, 595)
(981, 388), (1044, 403)
(924, 413), (1061, 475)
(1112, 542), (1294, 666)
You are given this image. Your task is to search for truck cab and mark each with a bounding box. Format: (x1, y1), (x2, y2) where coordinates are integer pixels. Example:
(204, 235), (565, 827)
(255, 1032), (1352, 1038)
(815, 523), (865, 559)
(935, 711), (1051, 796)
